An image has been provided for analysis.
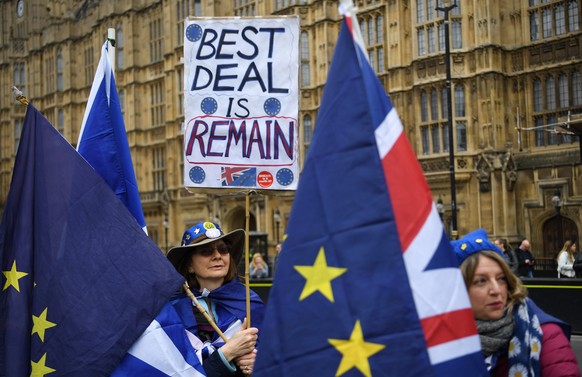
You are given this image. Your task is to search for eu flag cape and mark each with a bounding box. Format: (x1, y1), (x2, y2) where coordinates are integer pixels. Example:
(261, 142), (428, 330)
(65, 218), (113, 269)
(77, 40), (147, 233)
(253, 9), (488, 377)
(0, 105), (183, 376)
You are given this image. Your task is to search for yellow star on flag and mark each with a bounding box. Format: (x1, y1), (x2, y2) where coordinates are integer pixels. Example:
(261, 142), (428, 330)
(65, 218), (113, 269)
(294, 246), (347, 302)
(32, 308), (57, 342)
(31, 353), (56, 377)
(329, 320), (386, 377)
(2, 260), (28, 292)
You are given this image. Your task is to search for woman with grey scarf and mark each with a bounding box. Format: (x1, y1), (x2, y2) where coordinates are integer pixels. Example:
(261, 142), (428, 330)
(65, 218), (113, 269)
(452, 229), (580, 376)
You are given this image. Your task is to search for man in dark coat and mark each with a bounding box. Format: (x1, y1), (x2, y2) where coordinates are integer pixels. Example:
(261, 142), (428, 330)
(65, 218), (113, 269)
(516, 239), (535, 278)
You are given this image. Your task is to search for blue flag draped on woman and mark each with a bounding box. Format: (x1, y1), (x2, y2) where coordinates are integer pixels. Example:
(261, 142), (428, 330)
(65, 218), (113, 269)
(254, 2), (487, 376)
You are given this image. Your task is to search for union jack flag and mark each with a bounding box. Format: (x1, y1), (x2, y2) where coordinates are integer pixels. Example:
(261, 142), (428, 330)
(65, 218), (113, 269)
(254, 2), (487, 376)
(220, 167), (256, 187)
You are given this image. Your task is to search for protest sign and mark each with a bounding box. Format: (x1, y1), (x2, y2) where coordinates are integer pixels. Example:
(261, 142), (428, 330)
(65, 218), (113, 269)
(184, 17), (299, 190)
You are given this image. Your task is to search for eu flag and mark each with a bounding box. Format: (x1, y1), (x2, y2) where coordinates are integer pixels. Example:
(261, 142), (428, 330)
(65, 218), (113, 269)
(0, 105), (183, 376)
(253, 6), (487, 377)
(77, 40), (147, 233)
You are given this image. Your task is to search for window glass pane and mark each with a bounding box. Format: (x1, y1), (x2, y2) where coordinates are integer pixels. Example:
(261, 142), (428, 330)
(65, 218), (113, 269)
(548, 115), (558, 145)
(533, 79), (543, 111)
(442, 123), (450, 152)
(569, 1), (580, 31)
(421, 91), (428, 122)
(430, 89), (438, 120)
(556, 4), (566, 35)
(304, 115), (312, 143)
(572, 71), (582, 105)
(535, 117), (545, 146)
(452, 20), (462, 49)
(427, 0), (434, 20)
(417, 0), (425, 23)
(431, 125), (440, 153)
(441, 87), (448, 118)
(428, 25), (435, 53)
(558, 74), (569, 108)
(454, 86), (465, 117)
(421, 126), (430, 155)
(418, 28), (426, 56)
(376, 16), (383, 43)
(542, 7), (553, 38)
(546, 76), (556, 110)
(530, 11), (539, 40)
(456, 122), (466, 151)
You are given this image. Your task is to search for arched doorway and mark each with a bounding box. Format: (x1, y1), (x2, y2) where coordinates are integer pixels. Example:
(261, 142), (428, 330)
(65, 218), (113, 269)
(542, 215), (578, 258)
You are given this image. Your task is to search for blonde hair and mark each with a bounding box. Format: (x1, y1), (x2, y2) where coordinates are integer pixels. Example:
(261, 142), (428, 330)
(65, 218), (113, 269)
(459, 250), (527, 313)
(558, 240), (575, 261)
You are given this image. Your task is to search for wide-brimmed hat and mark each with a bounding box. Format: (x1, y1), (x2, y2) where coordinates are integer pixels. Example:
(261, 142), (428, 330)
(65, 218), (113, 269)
(450, 228), (505, 266)
(167, 221), (245, 270)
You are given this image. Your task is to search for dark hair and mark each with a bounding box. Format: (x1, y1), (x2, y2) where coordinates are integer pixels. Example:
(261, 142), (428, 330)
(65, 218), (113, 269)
(177, 240), (239, 290)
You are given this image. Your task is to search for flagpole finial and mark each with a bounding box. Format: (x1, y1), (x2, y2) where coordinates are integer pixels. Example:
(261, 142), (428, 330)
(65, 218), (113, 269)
(339, 0), (357, 17)
(12, 86), (29, 105)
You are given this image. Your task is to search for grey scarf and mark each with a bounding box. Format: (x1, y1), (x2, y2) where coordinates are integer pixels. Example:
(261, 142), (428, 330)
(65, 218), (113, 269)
(475, 311), (514, 356)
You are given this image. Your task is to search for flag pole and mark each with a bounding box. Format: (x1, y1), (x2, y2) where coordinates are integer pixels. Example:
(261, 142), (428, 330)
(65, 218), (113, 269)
(107, 28), (116, 72)
(244, 190), (255, 327)
(183, 282), (229, 342)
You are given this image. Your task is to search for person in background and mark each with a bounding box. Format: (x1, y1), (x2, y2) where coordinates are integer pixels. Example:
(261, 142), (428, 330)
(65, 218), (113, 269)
(272, 243), (282, 278)
(515, 239), (535, 278)
(451, 229), (580, 376)
(557, 240), (577, 278)
(249, 252), (269, 279)
(494, 238), (519, 275)
(167, 221), (266, 376)
(573, 247), (582, 277)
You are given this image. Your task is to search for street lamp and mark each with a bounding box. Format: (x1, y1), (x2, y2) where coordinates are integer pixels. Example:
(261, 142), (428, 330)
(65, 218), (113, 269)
(163, 214), (169, 254)
(436, 0), (458, 239)
(436, 195), (445, 221)
(552, 188), (563, 250)
(551, 189), (562, 214)
(273, 209), (281, 244)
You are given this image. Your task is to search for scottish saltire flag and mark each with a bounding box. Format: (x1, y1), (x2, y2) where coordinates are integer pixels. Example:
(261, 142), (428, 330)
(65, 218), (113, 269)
(221, 166), (257, 187)
(254, 4), (487, 377)
(77, 40), (147, 233)
(0, 105), (183, 376)
(112, 303), (206, 376)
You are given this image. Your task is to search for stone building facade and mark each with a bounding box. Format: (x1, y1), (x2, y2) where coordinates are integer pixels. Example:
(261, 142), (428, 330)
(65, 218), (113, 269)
(0, 0), (581, 265)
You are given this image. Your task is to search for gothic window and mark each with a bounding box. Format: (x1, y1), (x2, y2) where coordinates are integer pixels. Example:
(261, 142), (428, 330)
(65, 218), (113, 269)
(300, 31), (310, 87)
(573, 71), (582, 105)
(57, 109), (65, 135)
(441, 86), (448, 118)
(454, 85), (465, 117)
(418, 28), (426, 56)
(152, 147), (166, 192)
(456, 122), (467, 151)
(530, 0), (581, 40)
(546, 76), (556, 110)
(420, 90), (428, 122)
(116, 22), (124, 69)
(431, 125), (440, 153)
(421, 126), (430, 155)
(150, 81), (165, 128)
(150, 18), (163, 63)
(303, 114), (312, 144)
(14, 118), (23, 155)
(532, 72), (581, 146)
(452, 20), (462, 49)
(430, 88), (438, 120)
(84, 46), (94, 86)
(558, 74), (569, 108)
(177, 67), (183, 115)
(57, 49), (63, 91)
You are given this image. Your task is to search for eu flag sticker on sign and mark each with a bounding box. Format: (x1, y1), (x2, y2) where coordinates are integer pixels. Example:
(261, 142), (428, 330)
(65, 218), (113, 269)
(183, 17), (300, 190)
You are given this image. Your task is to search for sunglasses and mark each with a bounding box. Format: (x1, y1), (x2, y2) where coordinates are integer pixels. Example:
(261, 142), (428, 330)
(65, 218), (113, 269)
(196, 243), (230, 257)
